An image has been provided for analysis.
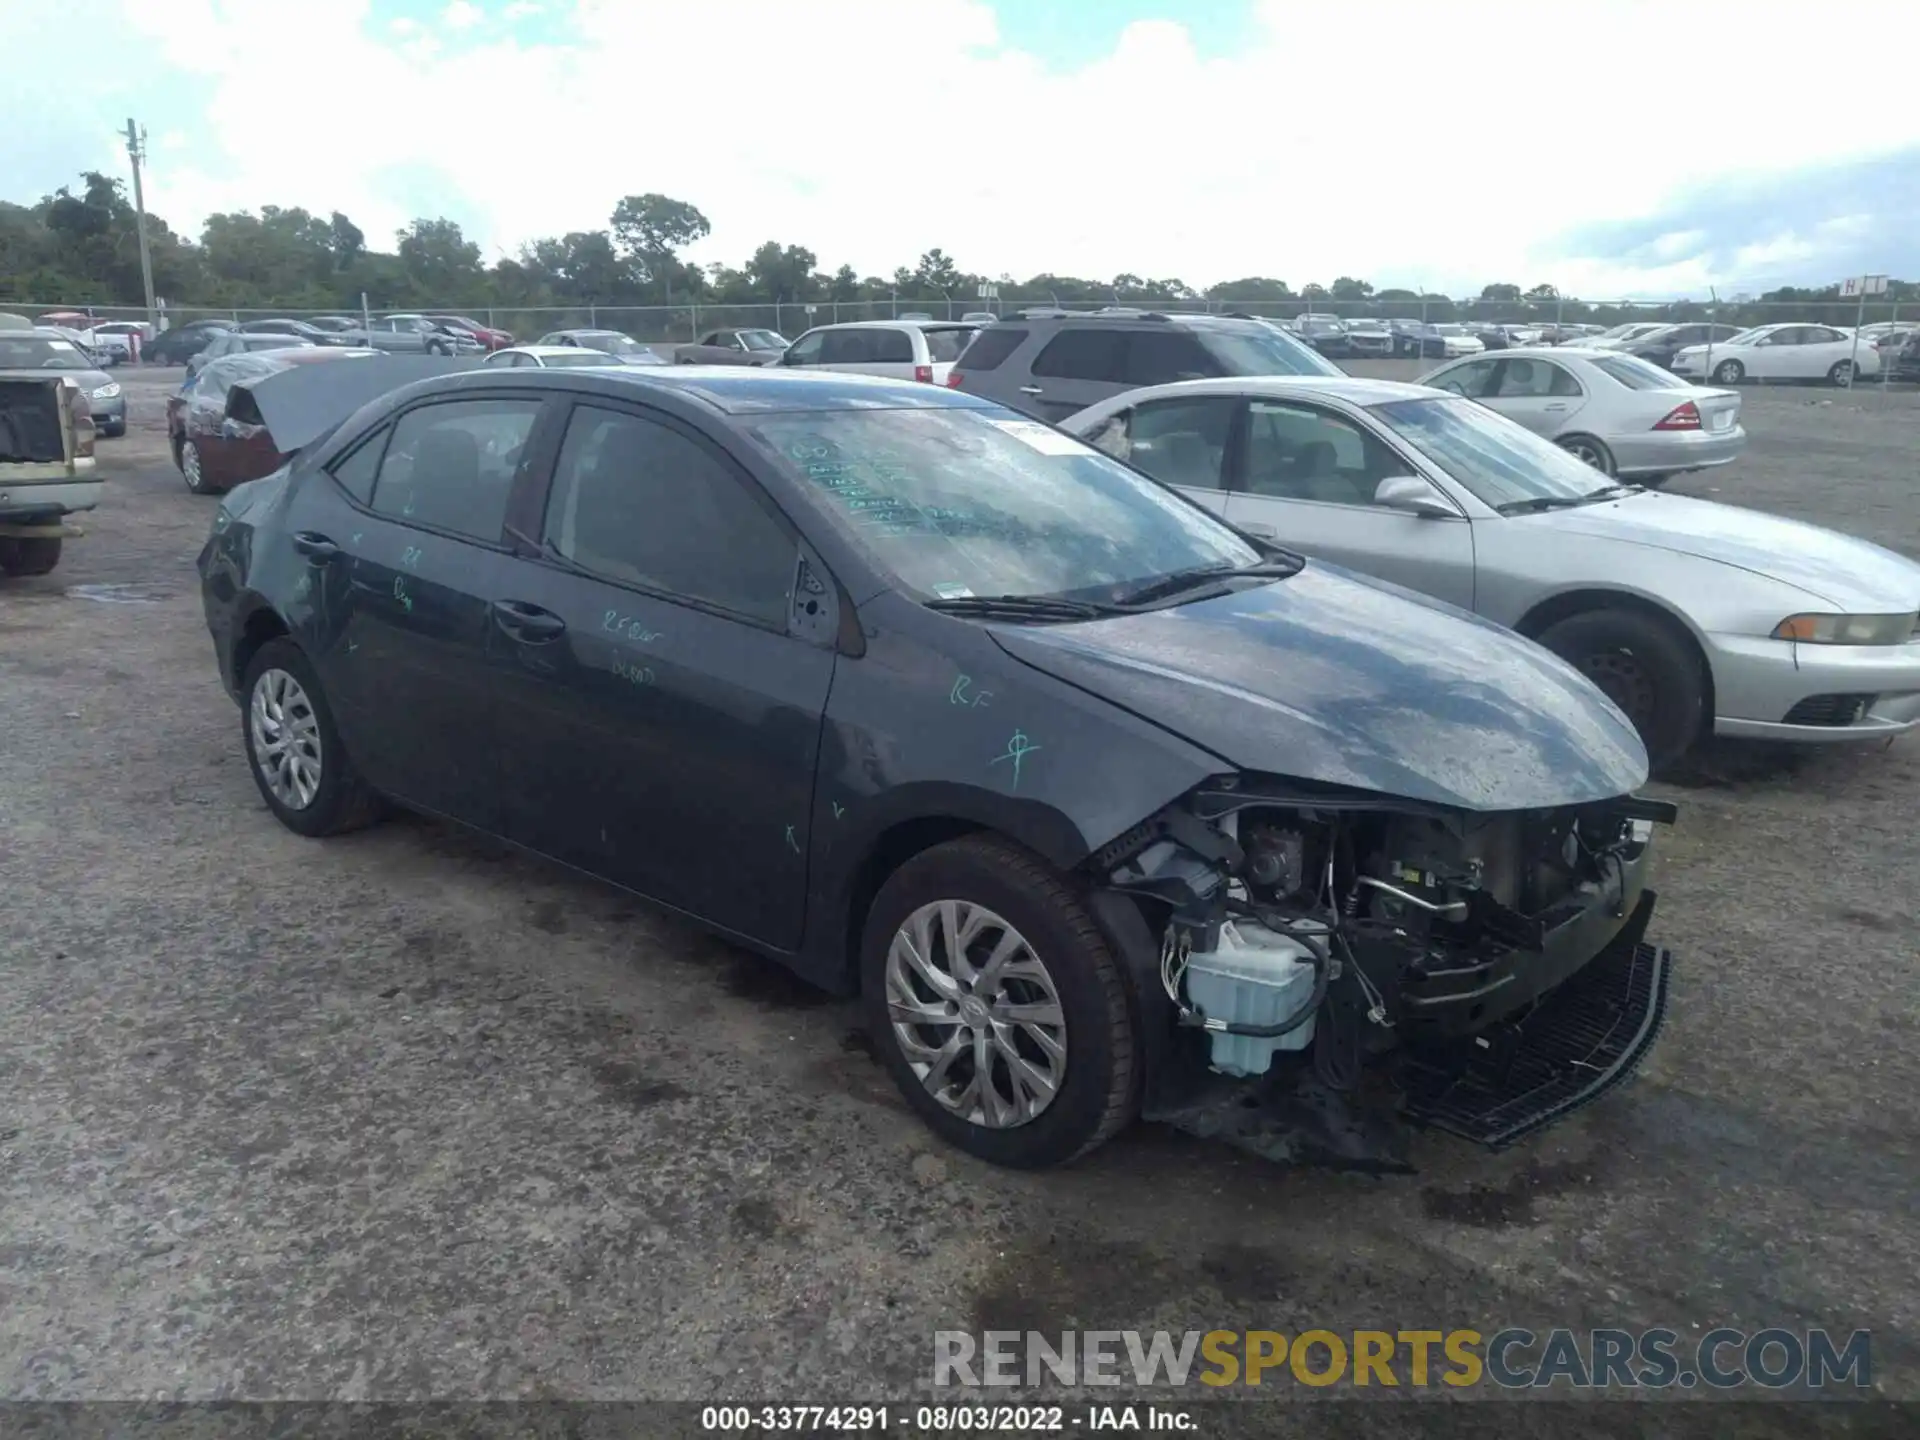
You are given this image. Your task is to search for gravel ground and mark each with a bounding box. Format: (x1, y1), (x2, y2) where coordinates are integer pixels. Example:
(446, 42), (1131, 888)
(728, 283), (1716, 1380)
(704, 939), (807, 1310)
(2, 363), (1917, 1430)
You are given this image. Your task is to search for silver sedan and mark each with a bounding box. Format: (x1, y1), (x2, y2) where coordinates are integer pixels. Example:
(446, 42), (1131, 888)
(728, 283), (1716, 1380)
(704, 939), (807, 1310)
(1060, 375), (1920, 766)
(1418, 346), (1744, 485)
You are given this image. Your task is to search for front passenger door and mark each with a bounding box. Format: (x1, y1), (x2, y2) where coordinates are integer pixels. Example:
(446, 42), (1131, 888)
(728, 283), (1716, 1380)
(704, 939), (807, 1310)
(1223, 397), (1476, 611)
(488, 401), (836, 947)
(1082, 395), (1238, 520)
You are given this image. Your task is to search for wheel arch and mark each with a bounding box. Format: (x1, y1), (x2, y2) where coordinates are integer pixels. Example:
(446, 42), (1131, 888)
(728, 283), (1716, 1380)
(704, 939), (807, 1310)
(229, 599), (291, 694)
(1515, 586), (1716, 722)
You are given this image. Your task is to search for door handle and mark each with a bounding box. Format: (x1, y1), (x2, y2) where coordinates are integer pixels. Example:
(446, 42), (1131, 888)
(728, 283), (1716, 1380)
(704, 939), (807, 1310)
(1239, 521), (1278, 538)
(1018, 384), (1044, 395)
(291, 531), (340, 562)
(1544, 403), (1568, 412)
(491, 599), (567, 641)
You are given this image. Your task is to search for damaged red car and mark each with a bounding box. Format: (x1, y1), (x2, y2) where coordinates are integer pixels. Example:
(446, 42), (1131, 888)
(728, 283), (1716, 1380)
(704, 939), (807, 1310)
(168, 349), (378, 495)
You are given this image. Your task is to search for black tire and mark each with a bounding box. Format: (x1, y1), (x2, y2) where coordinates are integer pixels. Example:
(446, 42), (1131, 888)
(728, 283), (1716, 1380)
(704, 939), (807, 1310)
(1558, 433), (1615, 474)
(0, 536), (62, 576)
(1537, 608), (1705, 769)
(427, 340), (449, 356)
(861, 835), (1137, 1168)
(1827, 360), (1855, 388)
(102, 419), (126, 438)
(1712, 359), (1743, 384)
(239, 638), (384, 838)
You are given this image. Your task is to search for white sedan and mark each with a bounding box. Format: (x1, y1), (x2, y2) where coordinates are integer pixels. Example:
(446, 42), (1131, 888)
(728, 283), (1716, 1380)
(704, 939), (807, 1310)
(1671, 322), (1881, 387)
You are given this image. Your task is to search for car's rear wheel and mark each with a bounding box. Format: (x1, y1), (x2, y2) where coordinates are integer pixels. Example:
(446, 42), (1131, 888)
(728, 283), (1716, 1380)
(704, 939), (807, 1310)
(240, 638), (384, 837)
(1828, 360), (1855, 387)
(180, 440), (218, 495)
(1537, 608), (1705, 769)
(1558, 434), (1615, 474)
(0, 536), (62, 577)
(1712, 359), (1744, 384)
(861, 836), (1137, 1168)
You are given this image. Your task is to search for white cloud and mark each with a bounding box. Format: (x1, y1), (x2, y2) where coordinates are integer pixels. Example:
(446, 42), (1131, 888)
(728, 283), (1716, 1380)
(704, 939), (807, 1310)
(442, 0), (483, 28)
(107, 0), (1920, 294)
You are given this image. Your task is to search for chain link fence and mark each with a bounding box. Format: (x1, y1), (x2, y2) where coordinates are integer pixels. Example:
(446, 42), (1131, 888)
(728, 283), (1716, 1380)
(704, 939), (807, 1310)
(11, 293), (1911, 347)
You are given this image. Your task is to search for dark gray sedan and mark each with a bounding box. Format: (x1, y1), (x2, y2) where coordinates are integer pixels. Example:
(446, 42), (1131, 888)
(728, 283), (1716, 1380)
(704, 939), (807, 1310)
(194, 364), (1672, 1172)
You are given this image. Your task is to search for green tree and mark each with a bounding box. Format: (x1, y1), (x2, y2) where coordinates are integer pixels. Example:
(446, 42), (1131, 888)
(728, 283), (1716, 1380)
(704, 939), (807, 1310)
(1330, 276), (1373, 300)
(1480, 282), (1521, 302)
(328, 212), (366, 269)
(396, 217), (483, 300)
(746, 242), (817, 302)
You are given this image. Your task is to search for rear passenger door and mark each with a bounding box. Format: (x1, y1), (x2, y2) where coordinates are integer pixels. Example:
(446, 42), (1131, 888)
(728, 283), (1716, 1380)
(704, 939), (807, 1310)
(1481, 356), (1588, 437)
(285, 393), (551, 830)
(486, 400), (836, 948)
(1018, 330), (1129, 421)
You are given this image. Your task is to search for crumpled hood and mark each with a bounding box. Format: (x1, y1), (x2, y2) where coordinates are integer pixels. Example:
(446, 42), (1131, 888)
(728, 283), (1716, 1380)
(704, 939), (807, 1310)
(989, 563), (1648, 813)
(1539, 492), (1920, 610)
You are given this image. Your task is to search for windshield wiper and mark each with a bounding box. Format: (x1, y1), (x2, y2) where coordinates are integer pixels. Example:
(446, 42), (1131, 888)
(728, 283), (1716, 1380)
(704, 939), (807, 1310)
(1111, 556), (1303, 608)
(1496, 485), (1641, 515)
(923, 594), (1120, 623)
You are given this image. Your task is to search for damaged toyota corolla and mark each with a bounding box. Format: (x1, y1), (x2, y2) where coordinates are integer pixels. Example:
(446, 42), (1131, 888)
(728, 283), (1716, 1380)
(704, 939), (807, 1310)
(197, 365), (1674, 1171)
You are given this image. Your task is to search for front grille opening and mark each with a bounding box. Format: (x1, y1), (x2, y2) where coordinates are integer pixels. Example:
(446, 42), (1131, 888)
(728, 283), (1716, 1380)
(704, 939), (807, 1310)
(1783, 693), (1877, 727)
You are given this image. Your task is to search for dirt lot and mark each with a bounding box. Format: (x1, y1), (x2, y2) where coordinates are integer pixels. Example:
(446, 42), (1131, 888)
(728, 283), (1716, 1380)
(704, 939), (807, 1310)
(3, 362), (1917, 1428)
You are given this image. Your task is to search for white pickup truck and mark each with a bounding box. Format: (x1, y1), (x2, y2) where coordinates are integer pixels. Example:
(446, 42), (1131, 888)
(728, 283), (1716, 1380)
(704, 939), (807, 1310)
(1, 315), (100, 576)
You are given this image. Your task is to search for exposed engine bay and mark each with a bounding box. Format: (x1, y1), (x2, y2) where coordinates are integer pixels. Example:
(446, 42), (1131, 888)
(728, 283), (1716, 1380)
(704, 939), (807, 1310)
(1094, 775), (1677, 1168)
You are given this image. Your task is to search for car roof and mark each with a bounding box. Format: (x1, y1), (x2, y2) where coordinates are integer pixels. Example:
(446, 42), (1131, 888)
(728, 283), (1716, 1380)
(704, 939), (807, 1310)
(501, 345), (609, 357)
(398, 365), (1002, 416)
(549, 328), (631, 339)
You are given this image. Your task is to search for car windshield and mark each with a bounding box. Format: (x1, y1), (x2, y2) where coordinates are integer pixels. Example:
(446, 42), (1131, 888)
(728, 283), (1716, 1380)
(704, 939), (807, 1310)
(0, 336), (91, 370)
(1434, 324), (1466, 334)
(1203, 323), (1343, 377)
(740, 329), (786, 350)
(747, 407), (1261, 604)
(582, 333), (642, 355)
(1370, 396), (1617, 508)
(1589, 354), (1683, 390)
(542, 350), (620, 367)
(1722, 327), (1771, 347)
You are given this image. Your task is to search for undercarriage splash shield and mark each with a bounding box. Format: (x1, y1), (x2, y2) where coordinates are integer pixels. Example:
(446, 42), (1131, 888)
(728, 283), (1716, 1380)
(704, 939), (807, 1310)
(1398, 930), (1673, 1149)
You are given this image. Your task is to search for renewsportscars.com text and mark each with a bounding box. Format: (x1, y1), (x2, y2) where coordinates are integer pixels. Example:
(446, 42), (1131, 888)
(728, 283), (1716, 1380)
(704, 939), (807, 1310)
(933, 1327), (1872, 1390)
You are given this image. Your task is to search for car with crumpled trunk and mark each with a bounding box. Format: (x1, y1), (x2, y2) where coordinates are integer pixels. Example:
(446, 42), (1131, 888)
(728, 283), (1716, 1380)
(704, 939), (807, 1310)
(168, 348), (382, 495)
(1, 316), (99, 577)
(196, 365), (1677, 1173)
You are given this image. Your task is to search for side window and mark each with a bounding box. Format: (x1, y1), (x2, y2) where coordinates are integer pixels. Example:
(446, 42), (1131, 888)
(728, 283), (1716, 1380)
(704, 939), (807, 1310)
(723, 333), (747, 351)
(1241, 400), (1400, 506)
(819, 331), (868, 364)
(868, 329), (915, 363)
(1119, 331), (1222, 386)
(1491, 358), (1569, 397)
(370, 399), (540, 542)
(1030, 329), (1125, 380)
(1546, 364), (1583, 397)
(1124, 396), (1237, 491)
(1432, 359), (1497, 397)
(326, 427), (387, 504)
(699, 332), (722, 347)
(1806, 327), (1844, 344)
(541, 405), (795, 626)
(953, 327), (1027, 370)
(784, 331), (826, 366)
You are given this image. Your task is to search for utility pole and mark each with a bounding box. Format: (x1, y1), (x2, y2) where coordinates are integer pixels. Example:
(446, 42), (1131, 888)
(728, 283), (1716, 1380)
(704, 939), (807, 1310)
(124, 119), (158, 334)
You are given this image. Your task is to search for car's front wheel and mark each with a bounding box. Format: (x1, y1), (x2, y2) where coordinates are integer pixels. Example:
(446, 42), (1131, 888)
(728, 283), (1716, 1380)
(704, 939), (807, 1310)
(240, 638), (384, 837)
(1712, 359), (1744, 384)
(862, 836), (1137, 1168)
(1537, 607), (1705, 769)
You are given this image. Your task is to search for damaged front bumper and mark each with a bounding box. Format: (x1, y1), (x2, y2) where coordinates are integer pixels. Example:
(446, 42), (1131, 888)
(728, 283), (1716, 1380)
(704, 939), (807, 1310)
(1092, 779), (1677, 1170)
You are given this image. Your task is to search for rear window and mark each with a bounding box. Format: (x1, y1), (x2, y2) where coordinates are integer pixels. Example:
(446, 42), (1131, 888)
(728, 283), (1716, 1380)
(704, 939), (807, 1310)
(954, 326), (1027, 371)
(922, 327), (976, 363)
(1198, 323), (1344, 378)
(1590, 354), (1683, 390)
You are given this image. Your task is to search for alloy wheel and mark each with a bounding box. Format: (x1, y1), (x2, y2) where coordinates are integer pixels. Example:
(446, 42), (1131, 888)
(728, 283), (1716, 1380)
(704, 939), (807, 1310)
(182, 441), (205, 491)
(885, 900), (1067, 1129)
(249, 668), (324, 810)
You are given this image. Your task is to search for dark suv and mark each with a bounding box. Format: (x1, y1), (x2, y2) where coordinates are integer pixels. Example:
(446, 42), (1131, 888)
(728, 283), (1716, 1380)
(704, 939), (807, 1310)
(948, 309), (1339, 422)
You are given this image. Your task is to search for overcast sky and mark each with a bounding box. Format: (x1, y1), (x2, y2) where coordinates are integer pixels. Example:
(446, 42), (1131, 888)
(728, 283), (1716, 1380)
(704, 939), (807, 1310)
(5, 0), (1916, 298)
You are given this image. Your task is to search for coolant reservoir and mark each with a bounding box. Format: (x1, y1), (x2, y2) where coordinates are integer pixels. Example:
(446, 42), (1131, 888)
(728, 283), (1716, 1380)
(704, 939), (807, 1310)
(1184, 920), (1318, 1077)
